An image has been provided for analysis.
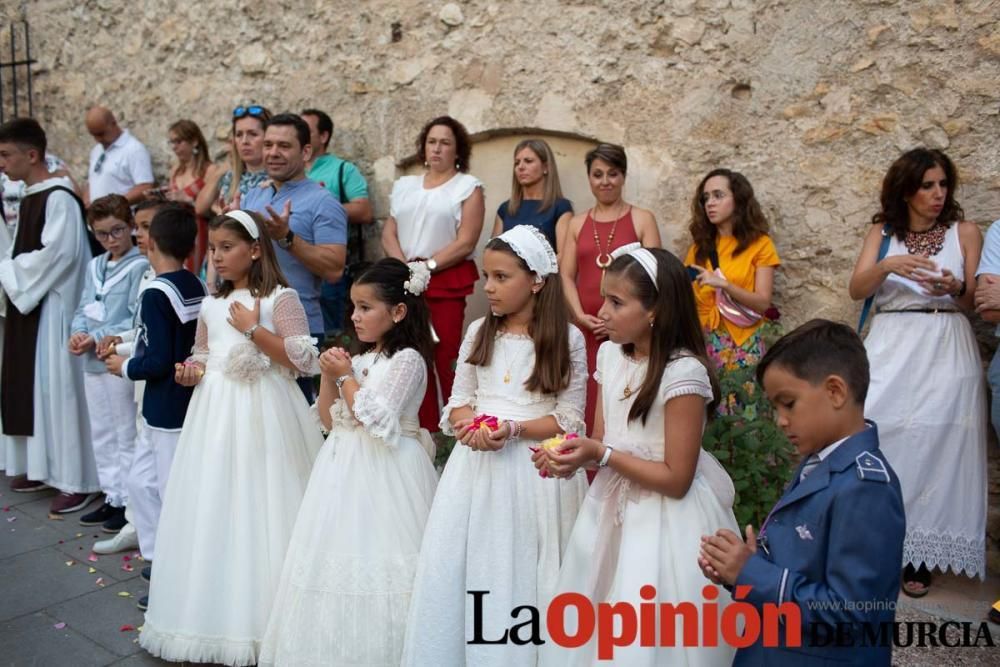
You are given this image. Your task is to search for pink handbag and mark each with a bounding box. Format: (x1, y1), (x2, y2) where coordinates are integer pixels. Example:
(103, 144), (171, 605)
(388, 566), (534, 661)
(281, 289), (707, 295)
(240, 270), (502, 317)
(706, 247), (764, 328)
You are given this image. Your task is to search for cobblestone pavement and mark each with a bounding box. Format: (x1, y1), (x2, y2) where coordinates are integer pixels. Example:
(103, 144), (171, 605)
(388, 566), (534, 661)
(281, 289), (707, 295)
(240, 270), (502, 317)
(1, 473), (997, 666)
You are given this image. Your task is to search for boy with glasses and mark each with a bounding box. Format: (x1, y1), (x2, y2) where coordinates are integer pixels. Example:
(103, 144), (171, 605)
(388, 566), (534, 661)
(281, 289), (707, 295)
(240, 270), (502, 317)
(69, 194), (149, 531)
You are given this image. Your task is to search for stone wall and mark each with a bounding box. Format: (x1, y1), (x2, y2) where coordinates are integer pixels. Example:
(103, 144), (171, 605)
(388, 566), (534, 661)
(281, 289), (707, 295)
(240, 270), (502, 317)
(3, 0), (998, 328)
(3, 0), (1000, 571)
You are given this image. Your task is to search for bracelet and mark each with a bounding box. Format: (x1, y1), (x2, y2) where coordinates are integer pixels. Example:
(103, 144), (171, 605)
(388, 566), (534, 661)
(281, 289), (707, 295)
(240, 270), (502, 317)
(955, 281), (966, 298)
(505, 420), (522, 440)
(243, 323), (260, 340)
(334, 374), (353, 389)
(598, 444), (614, 467)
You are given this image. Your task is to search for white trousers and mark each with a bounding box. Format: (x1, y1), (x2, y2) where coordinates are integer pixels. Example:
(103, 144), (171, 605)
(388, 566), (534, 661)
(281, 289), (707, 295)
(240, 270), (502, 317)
(127, 421), (179, 561)
(84, 372), (137, 507)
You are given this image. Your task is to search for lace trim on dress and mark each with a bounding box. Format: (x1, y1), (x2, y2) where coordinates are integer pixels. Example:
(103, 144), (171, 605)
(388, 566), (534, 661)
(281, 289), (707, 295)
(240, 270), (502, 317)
(186, 316), (209, 365)
(552, 406), (585, 436)
(353, 388), (401, 449)
(260, 553), (419, 667)
(140, 621), (259, 667)
(224, 341), (271, 383)
(283, 335), (320, 376)
(903, 529), (986, 580)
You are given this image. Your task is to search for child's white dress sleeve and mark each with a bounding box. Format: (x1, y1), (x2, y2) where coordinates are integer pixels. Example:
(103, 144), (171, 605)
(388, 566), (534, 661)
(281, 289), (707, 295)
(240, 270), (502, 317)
(551, 325), (588, 435)
(186, 312), (209, 365)
(272, 289), (319, 376)
(353, 348), (428, 449)
(658, 355), (715, 404)
(439, 318), (483, 435)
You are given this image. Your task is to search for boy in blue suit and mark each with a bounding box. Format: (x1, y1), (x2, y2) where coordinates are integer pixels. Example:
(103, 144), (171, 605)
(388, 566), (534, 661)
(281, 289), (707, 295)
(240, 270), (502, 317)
(699, 319), (905, 666)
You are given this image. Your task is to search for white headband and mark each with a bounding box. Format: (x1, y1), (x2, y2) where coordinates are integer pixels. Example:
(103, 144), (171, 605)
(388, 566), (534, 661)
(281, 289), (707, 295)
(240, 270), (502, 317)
(610, 242), (659, 290)
(496, 225), (558, 279)
(225, 210), (260, 240)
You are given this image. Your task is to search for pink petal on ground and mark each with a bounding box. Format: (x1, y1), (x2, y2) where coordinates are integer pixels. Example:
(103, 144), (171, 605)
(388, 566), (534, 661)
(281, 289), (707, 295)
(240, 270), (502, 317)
(87, 553), (99, 562)
(53, 622), (66, 630)
(95, 577), (105, 586)
(119, 624), (135, 632)
(121, 564), (133, 572)
(121, 555), (131, 562)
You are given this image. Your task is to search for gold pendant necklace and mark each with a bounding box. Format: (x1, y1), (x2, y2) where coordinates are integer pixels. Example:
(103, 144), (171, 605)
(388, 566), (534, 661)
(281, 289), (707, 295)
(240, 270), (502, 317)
(592, 202), (624, 272)
(622, 356), (646, 400)
(498, 329), (525, 384)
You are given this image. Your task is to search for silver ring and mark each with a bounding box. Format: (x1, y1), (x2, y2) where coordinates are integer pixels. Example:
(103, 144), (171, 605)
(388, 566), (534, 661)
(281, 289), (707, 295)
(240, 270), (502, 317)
(934, 281), (942, 289)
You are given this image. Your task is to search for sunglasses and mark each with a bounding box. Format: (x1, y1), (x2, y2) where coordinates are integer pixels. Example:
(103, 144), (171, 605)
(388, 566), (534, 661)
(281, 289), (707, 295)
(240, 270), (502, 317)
(93, 151), (107, 174)
(233, 105), (266, 119)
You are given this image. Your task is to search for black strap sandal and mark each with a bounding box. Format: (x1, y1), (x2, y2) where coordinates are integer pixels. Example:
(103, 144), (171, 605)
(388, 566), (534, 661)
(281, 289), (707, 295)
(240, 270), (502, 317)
(901, 564), (932, 598)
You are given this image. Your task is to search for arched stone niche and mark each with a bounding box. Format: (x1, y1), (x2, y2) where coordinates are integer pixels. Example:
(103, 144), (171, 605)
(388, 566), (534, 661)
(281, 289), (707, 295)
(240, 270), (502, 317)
(396, 128), (609, 328)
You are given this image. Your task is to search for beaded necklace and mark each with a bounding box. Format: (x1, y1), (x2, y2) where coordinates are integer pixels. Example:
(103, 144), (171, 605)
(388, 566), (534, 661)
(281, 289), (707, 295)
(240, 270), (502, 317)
(904, 222), (947, 257)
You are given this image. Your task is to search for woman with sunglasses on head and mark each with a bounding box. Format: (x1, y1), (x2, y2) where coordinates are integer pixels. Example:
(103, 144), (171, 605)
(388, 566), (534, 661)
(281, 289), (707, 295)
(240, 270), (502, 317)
(165, 119), (211, 272)
(195, 105), (272, 220)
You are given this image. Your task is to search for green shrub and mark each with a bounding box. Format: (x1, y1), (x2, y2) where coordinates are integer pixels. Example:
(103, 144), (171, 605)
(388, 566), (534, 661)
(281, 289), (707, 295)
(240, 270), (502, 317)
(702, 324), (797, 528)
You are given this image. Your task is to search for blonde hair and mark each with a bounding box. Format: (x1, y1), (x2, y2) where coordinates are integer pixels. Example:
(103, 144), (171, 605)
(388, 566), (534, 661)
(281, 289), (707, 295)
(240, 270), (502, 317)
(507, 139), (565, 216)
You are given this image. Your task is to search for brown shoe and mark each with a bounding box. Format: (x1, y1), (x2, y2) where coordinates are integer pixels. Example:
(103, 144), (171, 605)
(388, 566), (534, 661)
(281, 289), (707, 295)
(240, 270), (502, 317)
(10, 474), (49, 493)
(50, 492), (100, 514)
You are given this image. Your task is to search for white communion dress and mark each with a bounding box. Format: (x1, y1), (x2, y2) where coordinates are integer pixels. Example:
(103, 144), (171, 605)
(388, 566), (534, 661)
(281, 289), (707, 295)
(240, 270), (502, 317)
(140, 287), (324, 666)
(259, 347), (439, 666)
(401, 319), (590, 667)
(541, 343), (738, 666)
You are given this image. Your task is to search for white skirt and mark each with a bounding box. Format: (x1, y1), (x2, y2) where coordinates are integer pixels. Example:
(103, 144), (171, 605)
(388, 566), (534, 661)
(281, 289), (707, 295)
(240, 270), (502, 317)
(540, 461), (738, 667)
(260, 423), (438, 666)
(865, 311), (988, 578)
(139, 369), (322, 666)
(401, 436), (588, 667)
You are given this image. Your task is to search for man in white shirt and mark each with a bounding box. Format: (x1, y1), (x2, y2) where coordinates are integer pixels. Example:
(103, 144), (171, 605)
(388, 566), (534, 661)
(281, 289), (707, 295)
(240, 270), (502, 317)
(84, 107), (154, 206)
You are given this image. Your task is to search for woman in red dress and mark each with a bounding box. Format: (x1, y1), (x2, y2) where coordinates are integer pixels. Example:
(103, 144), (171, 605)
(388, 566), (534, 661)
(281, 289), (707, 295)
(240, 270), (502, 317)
(560, 143), (661, 434)
(165, 119), (210, 273)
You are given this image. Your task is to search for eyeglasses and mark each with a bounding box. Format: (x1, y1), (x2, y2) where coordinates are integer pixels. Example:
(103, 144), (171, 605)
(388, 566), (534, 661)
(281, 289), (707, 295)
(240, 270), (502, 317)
(93, 151), (107, 174)
(233, 105), (267, 119)
(93, 224), (130, 241)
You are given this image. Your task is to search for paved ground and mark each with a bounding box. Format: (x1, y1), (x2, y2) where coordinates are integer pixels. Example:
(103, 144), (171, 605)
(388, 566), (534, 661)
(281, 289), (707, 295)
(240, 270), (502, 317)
(1, 472), (998, 666)
(0, 481), (167, 666)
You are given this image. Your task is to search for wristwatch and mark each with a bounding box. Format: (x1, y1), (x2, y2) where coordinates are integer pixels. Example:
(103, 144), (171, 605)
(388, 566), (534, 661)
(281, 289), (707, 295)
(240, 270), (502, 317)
(425, 257), (438, 272)
(243, 324), (260, 340)
(278, 230), (295, 249)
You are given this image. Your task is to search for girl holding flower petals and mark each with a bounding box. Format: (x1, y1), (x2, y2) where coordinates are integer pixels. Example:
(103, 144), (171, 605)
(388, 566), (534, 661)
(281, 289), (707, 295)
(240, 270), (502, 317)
(260, 257), (438, 666)
(402, 226), (588, 667)
(140, 211), (324, 666)
(536, 246), (738, 667)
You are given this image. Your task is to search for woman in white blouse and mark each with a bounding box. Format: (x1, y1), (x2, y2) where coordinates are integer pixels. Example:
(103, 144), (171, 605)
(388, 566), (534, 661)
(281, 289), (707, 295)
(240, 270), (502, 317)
(382, 116), (485, 431)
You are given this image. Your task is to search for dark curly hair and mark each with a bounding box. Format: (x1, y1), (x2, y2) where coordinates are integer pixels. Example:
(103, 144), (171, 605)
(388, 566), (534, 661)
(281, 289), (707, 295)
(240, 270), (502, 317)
(689, 168), (770, 264)
(347, 258), (434, 363)
(873, 148), (963, 240)
(416, 115), (472, 172)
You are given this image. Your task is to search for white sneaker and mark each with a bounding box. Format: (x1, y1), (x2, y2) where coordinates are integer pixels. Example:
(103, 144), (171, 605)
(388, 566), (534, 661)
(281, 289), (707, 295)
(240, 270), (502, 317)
(92, 521), (139, 554)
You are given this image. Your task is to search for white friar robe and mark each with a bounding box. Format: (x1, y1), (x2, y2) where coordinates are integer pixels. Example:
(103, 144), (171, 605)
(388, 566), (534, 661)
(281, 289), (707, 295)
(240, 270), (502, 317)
(0, 177), (98, 493)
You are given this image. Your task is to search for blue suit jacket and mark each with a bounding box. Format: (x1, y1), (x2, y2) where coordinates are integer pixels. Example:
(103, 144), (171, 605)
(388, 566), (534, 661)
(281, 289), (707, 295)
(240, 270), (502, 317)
(733, 422), (905, 666)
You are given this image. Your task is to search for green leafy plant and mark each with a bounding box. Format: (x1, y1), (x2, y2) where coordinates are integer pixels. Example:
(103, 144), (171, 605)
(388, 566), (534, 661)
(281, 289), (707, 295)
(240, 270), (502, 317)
(702, 323), (797, 528)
